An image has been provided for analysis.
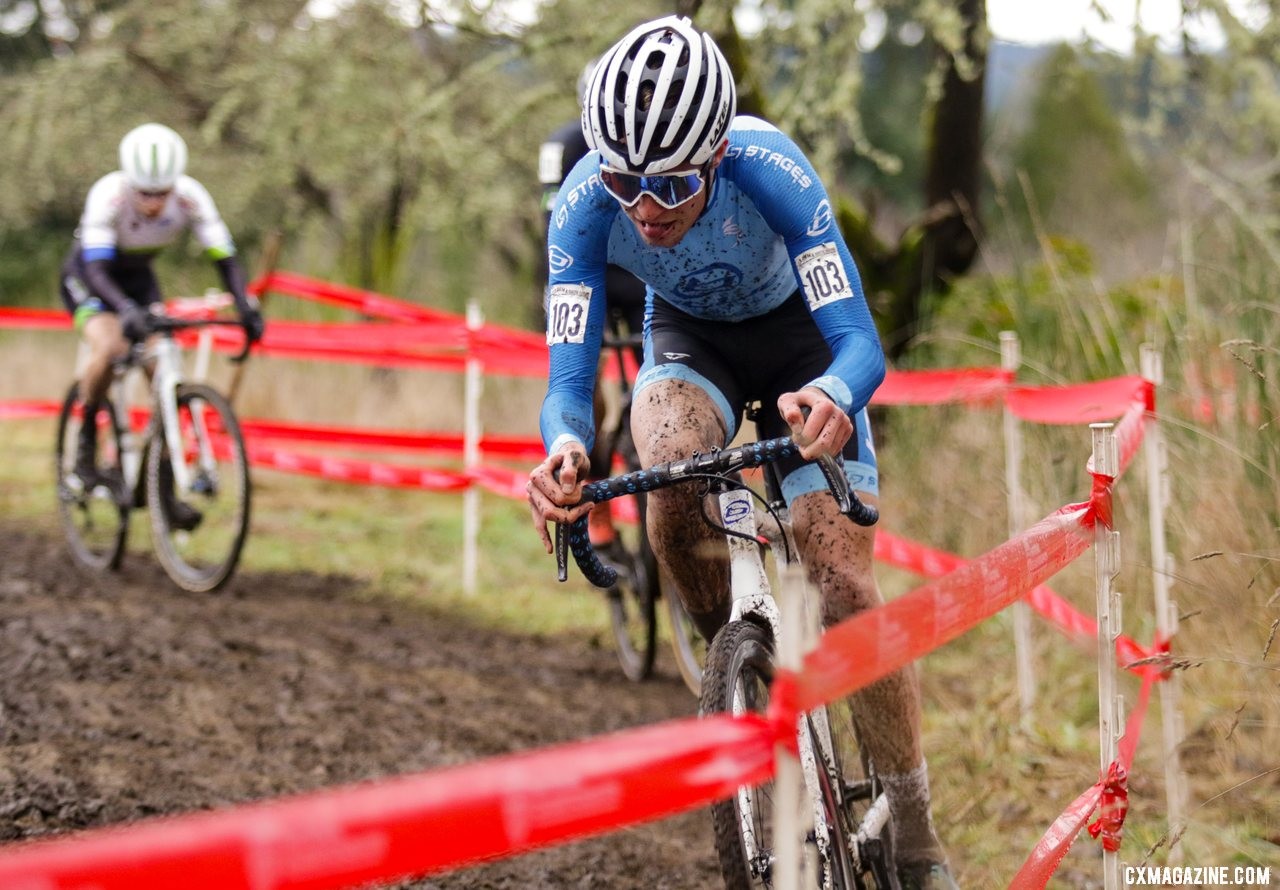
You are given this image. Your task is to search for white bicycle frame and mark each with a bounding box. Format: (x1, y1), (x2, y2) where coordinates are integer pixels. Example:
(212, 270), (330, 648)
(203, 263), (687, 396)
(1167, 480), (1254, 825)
(150, 335), (198, 496)
(718, 485), (841, 889)
(92, 333), (211, 501)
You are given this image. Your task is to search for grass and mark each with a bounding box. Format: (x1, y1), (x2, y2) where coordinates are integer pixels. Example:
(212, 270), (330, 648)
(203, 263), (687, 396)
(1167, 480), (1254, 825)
(4, 219), (1279, 886)
(2, 416), (609, 641)
(891, 204), (1280, 883)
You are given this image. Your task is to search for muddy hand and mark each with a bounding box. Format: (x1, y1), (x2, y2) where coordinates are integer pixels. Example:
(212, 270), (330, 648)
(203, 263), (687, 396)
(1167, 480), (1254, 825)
(527, 443), (595, 553)
(777, 387), (852, 462)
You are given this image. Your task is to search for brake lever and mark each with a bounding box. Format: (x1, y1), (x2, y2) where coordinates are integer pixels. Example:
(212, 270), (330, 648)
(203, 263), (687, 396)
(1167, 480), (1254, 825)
(231, 331), (253, 363)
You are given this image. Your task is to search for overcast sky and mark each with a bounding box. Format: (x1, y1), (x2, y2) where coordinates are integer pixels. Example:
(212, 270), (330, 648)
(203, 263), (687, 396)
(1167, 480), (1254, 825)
(985, 0), (1263, 52)
(302, 1), (1268, 55)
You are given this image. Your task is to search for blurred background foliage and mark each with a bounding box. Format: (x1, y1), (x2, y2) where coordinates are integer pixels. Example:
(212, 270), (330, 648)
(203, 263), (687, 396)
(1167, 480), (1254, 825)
(1, 0), (1276, 490)
(0, 1), (1274, 333)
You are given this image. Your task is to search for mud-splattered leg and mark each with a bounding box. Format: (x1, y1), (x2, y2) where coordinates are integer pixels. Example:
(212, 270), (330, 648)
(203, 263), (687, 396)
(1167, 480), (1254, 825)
(631, 379), (730, 643)
(790, 489), (946, 868)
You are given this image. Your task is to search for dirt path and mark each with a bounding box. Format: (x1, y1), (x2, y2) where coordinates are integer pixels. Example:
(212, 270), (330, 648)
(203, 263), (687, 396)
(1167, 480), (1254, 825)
(0, 524), (723, 889)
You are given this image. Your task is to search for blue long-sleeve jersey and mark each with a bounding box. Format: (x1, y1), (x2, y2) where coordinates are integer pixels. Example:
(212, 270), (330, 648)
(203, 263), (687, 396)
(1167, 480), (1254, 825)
(540, 115), (885, 454)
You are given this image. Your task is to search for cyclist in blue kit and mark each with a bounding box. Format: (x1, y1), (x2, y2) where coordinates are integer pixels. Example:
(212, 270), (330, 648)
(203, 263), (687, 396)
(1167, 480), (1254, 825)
(525, 16), (957, 889)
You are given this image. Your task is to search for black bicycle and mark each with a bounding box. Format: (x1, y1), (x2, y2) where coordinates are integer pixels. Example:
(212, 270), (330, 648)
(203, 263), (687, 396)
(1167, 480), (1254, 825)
(55, 309), (254, 592)
(591, 322), (704, 690)
(556, 432), (897, 889)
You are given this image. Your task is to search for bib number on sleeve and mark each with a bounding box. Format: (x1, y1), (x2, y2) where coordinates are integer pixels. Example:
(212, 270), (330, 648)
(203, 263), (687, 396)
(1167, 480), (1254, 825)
(796, 242), (852, 311)
(546, 284), (592, 345)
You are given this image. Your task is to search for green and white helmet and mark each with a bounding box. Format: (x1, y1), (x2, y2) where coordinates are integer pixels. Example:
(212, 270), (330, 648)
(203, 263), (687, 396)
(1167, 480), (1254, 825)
(119, 123), (188, 191)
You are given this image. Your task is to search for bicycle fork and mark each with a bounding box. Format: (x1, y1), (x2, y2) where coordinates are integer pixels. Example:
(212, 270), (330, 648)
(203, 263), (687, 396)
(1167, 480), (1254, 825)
(151, 336), (219, 497)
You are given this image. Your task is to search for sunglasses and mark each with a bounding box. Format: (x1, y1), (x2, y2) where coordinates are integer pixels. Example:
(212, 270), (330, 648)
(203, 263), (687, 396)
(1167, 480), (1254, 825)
(599, 164), (709, 210)
(134, 187), (173, 199)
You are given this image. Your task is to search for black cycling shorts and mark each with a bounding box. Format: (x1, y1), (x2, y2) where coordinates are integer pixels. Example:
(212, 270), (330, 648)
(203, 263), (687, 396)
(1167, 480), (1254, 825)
(634, 292), (878, 501)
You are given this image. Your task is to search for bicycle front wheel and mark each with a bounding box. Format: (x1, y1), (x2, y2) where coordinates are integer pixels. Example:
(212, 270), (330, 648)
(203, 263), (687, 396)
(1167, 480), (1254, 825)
(702, 619), (777, 888)
(55, 384), (129, 571)
(147, 383), (250, 592)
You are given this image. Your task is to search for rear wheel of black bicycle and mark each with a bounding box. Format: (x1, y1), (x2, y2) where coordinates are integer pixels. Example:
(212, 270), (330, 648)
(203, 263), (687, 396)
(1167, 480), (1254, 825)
(55, 383), (129, 571)
(806, 706), (861, 889)
(821, 699), (897, 889)
(667, 588), (706, 696)
(606, 493), (657, 681)
(702, 619), (778, 888)
(147, 383), (250, 592)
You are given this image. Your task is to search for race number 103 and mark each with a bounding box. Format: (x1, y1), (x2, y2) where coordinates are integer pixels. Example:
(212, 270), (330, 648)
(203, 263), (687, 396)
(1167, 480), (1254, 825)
(796, 242), (852, 312)
(546, 284), (592, 345)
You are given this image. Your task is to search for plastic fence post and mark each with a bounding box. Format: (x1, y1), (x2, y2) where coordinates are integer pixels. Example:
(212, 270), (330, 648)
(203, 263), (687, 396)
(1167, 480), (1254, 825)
(1141, 344), (1188, 859)
(1091, 423), (1123, 890)
(463, 301), (484, 596)
(1002, 331), (1035, 721)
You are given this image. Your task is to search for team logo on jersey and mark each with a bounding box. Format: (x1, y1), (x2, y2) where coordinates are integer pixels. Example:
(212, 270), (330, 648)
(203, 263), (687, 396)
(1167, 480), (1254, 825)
(807, 199), (834, 237)
(554, 170), (605, 231)
(722, 216), (744, 243)
(734, 144), (813, 188)
(675, 263), (743, 299)
(548, 245), (574, 275)
(662, 352), (690, 361)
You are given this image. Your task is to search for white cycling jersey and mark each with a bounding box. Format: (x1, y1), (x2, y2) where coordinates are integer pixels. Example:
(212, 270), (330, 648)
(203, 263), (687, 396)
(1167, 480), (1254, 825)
(77, 171), (235, 262)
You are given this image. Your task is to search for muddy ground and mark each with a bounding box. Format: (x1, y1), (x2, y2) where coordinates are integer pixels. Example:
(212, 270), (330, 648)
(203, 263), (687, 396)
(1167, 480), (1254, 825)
(0, 523), (723, 889)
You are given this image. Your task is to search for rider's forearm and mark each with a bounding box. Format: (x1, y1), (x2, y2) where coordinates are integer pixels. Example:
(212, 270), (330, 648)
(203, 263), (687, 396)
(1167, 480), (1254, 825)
(82, 260), (134, 314)
(213, 256), (253, 312)
(810, 328), (886, 416)
(539, 384), (596, 455)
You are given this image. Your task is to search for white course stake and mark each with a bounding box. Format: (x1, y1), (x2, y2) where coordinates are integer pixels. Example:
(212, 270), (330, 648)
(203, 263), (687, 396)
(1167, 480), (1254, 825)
(773, 564), (817, 890)
(1001, 331), (1035, 719)
(1140, 344), (1188, 859)
(462, 301), (484, 596)
(1091, 423), (1123, 890)
(773, 563), (803, 890)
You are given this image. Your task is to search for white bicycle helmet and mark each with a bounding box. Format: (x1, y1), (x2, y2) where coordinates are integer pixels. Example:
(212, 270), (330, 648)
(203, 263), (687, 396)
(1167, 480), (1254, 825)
(118, 123), (188, 191)
(582, 15), (736, 175)
(576, 57), (598, 109)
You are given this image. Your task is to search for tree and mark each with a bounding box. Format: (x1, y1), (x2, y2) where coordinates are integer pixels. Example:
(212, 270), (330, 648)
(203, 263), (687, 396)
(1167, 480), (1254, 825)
(682, 0), (989, 362)
(1008, 44), (1154, 241)
(0, 0), (566, 308)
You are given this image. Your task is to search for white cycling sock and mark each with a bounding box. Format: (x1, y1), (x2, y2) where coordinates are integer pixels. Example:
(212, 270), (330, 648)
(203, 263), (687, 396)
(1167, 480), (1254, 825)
(881, 760), (946, 866)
